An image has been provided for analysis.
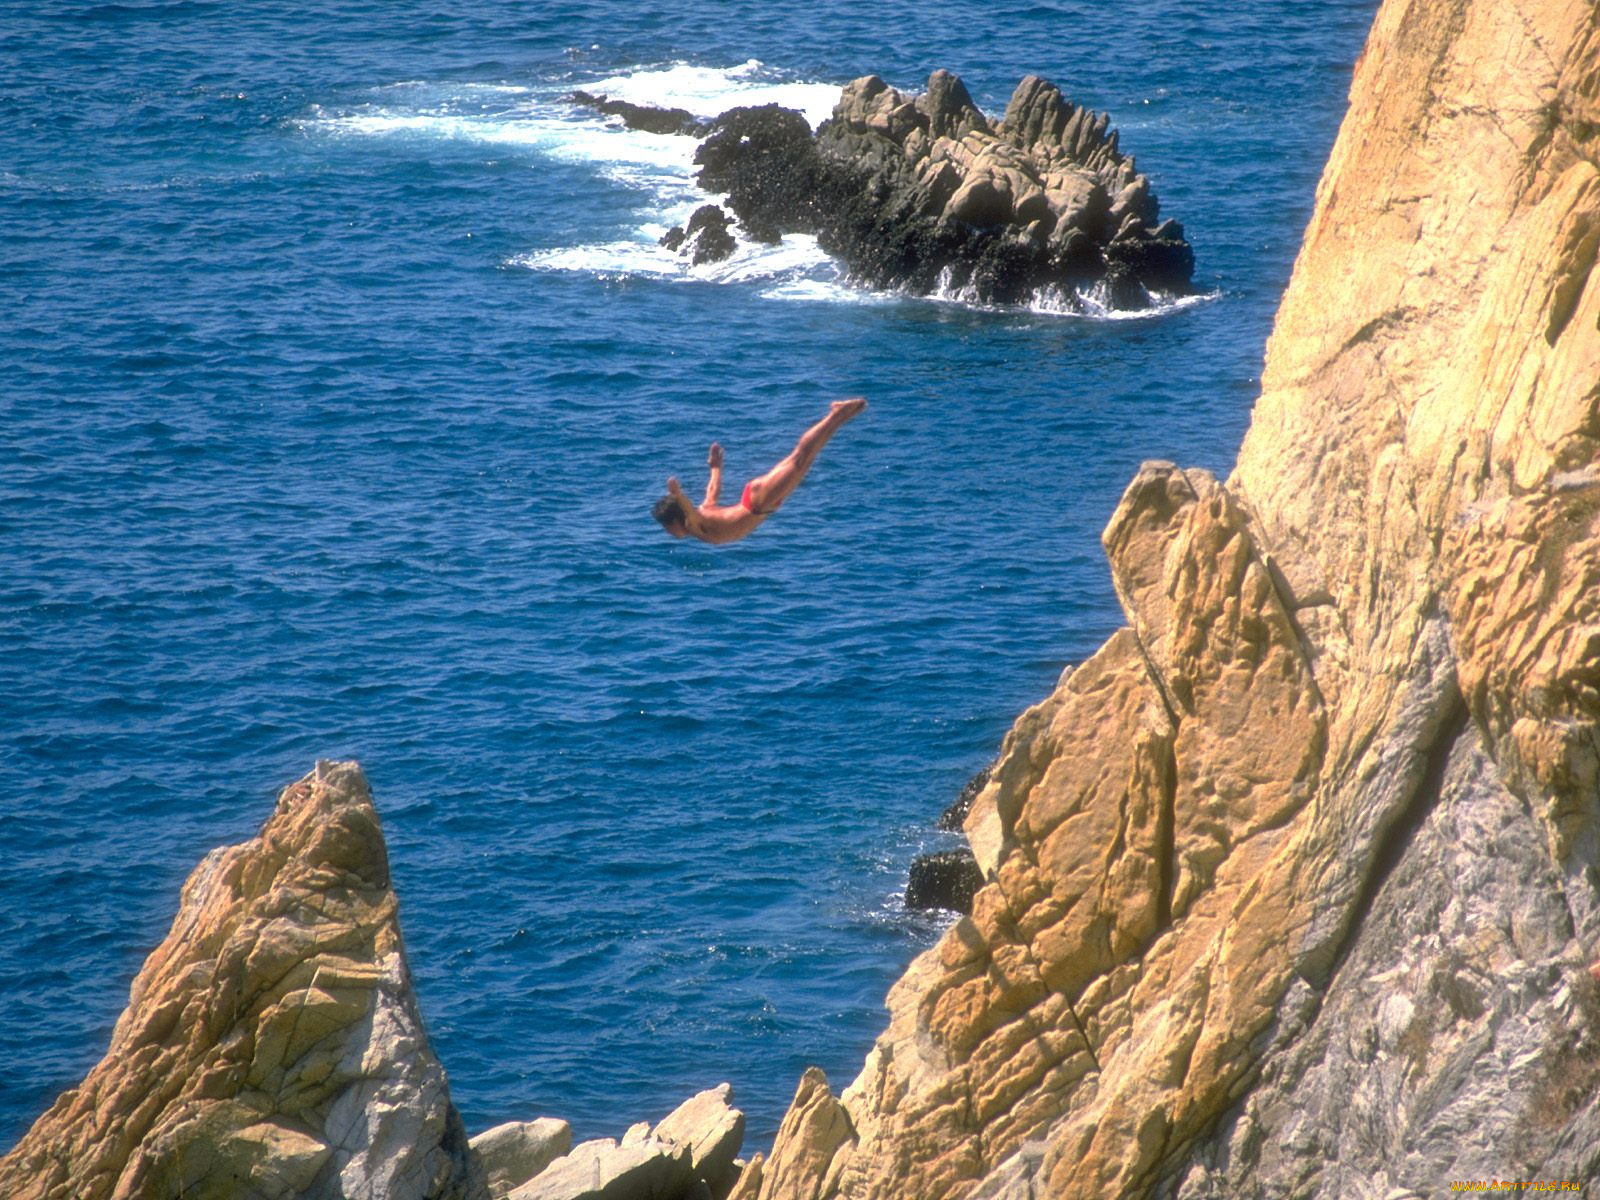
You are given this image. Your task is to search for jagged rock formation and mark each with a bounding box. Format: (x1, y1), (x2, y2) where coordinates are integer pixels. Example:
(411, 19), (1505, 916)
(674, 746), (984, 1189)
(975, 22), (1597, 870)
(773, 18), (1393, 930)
(746, 0), (1600, 1196)
(0, 762), (756, 1200)
(661, 204), (739, 265)
(0, 761), (486, 1200)
(694, 71), (1191, 307)
(574, 71), (1191, 307)
(652, 1083), (746, 1194)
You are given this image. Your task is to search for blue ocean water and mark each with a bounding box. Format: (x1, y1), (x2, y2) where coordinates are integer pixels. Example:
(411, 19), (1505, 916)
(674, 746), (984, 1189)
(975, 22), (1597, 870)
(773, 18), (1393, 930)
(0, 0), (1377, 1151)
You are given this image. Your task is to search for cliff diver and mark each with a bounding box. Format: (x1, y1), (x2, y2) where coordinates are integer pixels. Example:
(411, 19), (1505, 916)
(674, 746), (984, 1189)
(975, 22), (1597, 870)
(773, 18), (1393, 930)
(652, 398), (867, 544)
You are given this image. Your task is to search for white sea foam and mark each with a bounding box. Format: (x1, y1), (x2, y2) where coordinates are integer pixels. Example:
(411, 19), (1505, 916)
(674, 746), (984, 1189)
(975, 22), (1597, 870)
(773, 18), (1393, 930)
(923, 271), (1220, 320)
(1064, 283), (1219, 320)
(512, 232), (834, 288)
(760, 277), (897, 306)
(584, 60), (842, 130)
(296, 83), (705, 204)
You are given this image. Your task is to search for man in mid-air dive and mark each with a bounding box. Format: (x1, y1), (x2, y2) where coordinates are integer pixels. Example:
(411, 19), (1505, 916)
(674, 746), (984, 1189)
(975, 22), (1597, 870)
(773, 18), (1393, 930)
(651, 398), (867, 545)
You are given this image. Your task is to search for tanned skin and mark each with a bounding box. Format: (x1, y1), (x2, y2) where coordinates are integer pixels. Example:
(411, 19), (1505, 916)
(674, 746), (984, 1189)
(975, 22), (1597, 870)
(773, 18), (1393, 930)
(655, 398), (866, 545)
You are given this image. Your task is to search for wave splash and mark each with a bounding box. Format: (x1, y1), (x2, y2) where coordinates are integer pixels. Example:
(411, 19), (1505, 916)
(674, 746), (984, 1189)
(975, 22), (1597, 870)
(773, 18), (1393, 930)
(293, 63), (1205, 318)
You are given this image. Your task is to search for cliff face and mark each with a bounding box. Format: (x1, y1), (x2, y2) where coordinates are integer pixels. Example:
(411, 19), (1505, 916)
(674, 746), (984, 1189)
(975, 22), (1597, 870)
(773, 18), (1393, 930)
(751, 0), (1600, 1196)
(0, 762), (486, 1200)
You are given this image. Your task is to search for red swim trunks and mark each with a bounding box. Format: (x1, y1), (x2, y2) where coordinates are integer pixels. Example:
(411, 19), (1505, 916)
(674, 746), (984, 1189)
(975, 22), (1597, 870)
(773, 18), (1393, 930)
(741, 480), (779, 515)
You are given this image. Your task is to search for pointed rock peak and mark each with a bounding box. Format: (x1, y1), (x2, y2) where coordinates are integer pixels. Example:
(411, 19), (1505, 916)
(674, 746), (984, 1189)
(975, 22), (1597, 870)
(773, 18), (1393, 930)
(0, 762), (485, 1200)
(1000, 74), (1074, 150)
(1006, 73), (1058, 110)
(265, 756), (391, 889)
(923, 69), (989, 139)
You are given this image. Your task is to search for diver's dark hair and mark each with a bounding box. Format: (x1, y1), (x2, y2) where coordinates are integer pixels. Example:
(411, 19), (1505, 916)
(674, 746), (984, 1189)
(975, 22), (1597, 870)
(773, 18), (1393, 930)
(652, 494), (688, 531)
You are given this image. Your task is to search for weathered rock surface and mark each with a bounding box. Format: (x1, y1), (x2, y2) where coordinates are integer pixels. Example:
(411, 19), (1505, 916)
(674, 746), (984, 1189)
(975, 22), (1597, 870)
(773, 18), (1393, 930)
(508, 1136), (695, 1200)
(502, 1086), (748, 1200)
(0, 760), (487, 1200)
(748, 0), (1600, 1196)
(692, 71), (1191, 308)
(0, 756), (750, 1200)
(472, 1118), (573, 1199)
(651, 1084), (745, 1191)
(753, 1070), (853, 1200)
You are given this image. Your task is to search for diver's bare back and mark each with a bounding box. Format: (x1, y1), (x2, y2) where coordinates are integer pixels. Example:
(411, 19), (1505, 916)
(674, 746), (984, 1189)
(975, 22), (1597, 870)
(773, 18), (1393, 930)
(652, 398), (866, 545)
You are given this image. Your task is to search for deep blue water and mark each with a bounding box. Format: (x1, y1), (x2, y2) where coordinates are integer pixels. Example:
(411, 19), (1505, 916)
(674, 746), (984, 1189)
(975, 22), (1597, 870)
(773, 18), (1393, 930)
(1, 0), (1377, 1152)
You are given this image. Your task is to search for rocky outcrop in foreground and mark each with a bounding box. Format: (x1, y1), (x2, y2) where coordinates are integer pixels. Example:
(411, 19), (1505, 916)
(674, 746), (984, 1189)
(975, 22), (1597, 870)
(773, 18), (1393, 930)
(742, 0), (1600, 1196)
(584, 71), (1192, 307)
(0, 761), (485, 1200)
(488, 1084), (747, 1200)
(0, 763), (755, 1200)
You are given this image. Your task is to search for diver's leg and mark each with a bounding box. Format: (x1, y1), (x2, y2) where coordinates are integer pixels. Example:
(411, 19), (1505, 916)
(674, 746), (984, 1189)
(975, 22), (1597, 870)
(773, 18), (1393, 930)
(746, 399), (866, 511)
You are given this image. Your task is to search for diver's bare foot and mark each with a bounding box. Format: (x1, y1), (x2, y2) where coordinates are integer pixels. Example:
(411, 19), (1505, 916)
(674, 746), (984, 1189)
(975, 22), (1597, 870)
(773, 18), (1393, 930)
(832, 397), (867, 419)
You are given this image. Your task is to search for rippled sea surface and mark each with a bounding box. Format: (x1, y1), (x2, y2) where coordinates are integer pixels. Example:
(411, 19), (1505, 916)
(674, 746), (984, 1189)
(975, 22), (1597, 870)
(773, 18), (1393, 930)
(1, 0), (1377, 1149)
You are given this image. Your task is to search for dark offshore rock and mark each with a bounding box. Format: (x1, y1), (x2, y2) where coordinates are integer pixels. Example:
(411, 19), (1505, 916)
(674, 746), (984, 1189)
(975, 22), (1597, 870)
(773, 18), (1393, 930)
(694, 104), (857, 243)
(906, 848), (984, 914)
(936, 764), (992, 831)
(693, 70), (1193, 306)
(660, 204), (738, 265)
(571, 90), (709, 136)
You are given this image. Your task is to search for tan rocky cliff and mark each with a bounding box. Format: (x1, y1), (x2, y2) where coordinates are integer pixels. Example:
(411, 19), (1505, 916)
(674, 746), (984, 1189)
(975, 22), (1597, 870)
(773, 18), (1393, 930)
(0, 761), (487, 1200)
(750, 0), (1600, 1196)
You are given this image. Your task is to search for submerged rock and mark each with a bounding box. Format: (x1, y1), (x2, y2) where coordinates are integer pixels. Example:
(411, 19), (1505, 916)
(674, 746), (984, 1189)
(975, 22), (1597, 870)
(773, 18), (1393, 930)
(0, 761), (486, 1200)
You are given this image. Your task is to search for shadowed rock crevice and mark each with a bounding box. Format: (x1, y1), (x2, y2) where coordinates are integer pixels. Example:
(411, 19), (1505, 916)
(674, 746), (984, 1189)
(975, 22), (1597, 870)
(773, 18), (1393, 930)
(1327, 695), (1468, 984)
